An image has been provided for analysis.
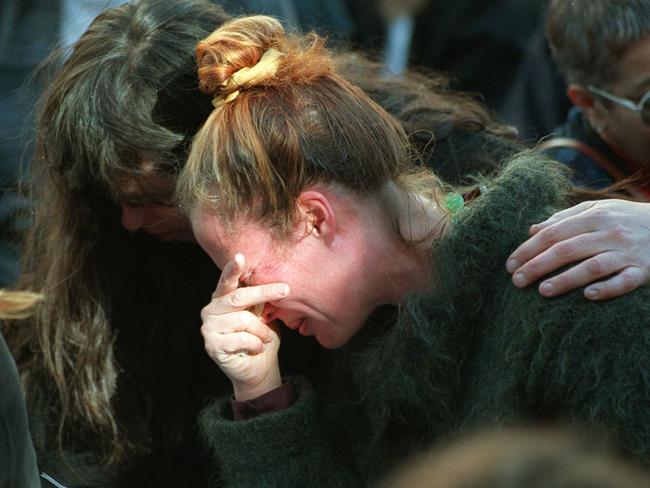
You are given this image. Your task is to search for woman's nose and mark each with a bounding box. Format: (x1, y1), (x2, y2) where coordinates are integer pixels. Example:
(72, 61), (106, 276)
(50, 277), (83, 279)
(261, 303), (278, 323)
(120, 205), (144, 233)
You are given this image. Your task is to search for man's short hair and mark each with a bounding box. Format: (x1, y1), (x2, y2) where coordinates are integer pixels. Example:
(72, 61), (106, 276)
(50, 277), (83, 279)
(547, 0), (650, 87)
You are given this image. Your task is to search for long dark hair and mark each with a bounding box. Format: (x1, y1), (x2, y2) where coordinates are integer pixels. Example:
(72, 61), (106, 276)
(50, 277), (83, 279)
(5, 0), (230, 466)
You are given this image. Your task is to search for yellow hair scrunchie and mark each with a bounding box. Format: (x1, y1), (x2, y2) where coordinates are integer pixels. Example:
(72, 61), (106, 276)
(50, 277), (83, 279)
(211, 48), (285, 108)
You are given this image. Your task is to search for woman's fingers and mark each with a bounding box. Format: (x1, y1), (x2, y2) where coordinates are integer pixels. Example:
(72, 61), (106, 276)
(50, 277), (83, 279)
(211, 253), (289, 315)
(214, 253), (246, 298)
(205, 282), (289, 316)
(199, 254), (284, 398)
(202, 330), (266, 358)
(200, 309), (275, 343)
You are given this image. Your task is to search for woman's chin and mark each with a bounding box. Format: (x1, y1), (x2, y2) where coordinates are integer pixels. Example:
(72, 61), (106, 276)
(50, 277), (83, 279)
(313, 330), (346, 349)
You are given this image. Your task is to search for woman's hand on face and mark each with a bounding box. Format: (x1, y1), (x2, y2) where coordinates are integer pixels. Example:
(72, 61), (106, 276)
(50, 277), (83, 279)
(506, 200), (650, 300)
(201, 253), (289, 401)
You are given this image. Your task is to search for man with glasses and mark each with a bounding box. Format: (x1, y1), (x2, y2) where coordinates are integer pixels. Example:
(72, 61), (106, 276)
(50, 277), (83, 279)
(539, 0), (650, 193)
(506, 0), (650, 303)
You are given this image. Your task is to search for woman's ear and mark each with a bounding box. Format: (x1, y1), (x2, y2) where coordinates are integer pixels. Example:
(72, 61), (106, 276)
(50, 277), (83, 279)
(295, 191), (336, 244)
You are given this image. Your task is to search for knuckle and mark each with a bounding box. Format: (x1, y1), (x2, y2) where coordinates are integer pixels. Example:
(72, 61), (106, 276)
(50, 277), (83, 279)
(540, 227), (560, 246)
(241, 313), (257, 330)
(203, 339), (218, 358)
(261, 285), (272, 299)
(606, 225), (630, 246)
(200, 305), (211, 322)
(585, 256), (606, 275)
(262, 284), (279, 299)
(520, 260), (542, 279)
(229, 289), (245, 307)
(200, 323), (215, 339)
(222, 340), (240, 354)
(553, 242), (575, 260)
(245, 313), (265, 335)
(621, 269), (640, 292)
(588, 207), (611, 222)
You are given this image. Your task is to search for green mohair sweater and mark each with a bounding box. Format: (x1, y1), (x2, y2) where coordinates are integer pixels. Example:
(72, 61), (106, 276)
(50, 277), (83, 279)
(199, 153), (650, 487)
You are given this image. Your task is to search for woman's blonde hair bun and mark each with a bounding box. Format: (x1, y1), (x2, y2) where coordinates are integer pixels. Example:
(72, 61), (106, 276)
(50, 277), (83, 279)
(196, 16), (287, 99)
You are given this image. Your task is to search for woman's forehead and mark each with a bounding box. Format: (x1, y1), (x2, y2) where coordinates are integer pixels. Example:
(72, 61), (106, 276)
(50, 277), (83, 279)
(191, 208), (278, 268)
(114, 162), (177, 203)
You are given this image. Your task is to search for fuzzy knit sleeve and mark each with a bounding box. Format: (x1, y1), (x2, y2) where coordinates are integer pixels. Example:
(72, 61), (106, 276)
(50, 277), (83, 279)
(198, 376), (360, 488)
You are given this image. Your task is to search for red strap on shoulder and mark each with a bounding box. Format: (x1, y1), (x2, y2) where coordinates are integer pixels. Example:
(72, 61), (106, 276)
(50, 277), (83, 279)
(538, 137), (649, 201)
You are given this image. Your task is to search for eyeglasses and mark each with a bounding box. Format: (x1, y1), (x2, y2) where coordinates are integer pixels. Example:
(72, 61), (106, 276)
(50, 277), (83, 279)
(587, 85), (650, 126)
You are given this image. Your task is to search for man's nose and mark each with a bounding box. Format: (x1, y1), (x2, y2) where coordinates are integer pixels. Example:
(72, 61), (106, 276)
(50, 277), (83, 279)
(120, 205), (144, 233)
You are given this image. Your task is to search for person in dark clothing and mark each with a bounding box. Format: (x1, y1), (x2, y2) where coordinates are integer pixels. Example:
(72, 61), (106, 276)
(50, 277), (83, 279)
(346, 0), (542, 110)
(7, 3), (288, 486)
(542, 107), (626, 190)
(540, 0), (650, 198)
(499, 20), (571, 142)
(180, 16), (650, 487)
(409, 0), (542, 110)
(3, 1), (525, 486)
(506, 0), (650, 303)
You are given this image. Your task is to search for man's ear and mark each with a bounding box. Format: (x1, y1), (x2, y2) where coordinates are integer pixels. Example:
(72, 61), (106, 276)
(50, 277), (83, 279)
(567, 83), (595, 110)
(295, 191), (336, 244)
(567, 83), (607, 133)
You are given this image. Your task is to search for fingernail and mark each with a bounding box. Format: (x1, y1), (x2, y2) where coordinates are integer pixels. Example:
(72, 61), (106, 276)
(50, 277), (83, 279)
(585, 288), (598, 299)
(506, 259), (518, 273)
(513, 272), (526, 287)
(540, 281), (554, 296)
(275, 284), (289, 296)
